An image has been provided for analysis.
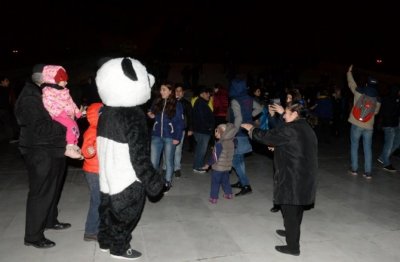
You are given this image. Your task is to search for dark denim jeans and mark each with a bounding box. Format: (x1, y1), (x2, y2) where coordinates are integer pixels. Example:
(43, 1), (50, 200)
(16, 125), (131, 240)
(350, 124), (373, 174)
(84, 172), (100, 235)
(193, 132), (211, 169)
(379, 126), (400, 166)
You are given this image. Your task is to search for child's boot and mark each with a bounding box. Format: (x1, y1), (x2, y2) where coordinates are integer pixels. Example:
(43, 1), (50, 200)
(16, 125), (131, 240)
(65, 144), (84, 159)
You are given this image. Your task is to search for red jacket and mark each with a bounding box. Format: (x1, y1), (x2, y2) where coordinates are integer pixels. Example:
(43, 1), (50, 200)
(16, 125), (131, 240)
(82, 103), (103, 173)
(213, 87), (229, 118)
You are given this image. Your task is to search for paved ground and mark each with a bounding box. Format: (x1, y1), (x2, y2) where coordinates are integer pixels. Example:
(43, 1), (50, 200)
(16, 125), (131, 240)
(1, 132), (400, 262)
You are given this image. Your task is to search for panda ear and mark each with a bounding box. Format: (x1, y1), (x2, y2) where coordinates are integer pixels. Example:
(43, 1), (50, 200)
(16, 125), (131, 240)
(121, 57), (138, 81)
(148, 74), (155, 87)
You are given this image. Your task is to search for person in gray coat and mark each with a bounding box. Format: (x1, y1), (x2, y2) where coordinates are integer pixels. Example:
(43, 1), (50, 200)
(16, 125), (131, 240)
(241, 101), (318, 256)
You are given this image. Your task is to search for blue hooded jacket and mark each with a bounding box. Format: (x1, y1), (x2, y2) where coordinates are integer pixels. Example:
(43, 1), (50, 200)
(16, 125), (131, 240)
(228, 79), (253, 136)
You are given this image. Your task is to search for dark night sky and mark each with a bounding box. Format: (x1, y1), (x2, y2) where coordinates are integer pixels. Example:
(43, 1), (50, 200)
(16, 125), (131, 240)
(1, 1), (399, 72)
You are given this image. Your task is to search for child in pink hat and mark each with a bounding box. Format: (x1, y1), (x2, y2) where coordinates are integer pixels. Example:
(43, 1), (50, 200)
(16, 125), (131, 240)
(42, 65), (84, 159)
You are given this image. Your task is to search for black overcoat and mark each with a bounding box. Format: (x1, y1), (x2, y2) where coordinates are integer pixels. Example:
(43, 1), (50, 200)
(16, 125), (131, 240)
(251, 119), (318, 206)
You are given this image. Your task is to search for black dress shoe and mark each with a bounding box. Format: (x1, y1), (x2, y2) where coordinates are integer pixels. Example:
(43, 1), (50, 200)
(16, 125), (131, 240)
(231, 181), (243, 188)
(24, 238), (56, 248)
(275, 245), (300, 256)
(276, 229), (286, 237)
(235, 185), (252, 196)
(270, 205), (280, 213)
(46, 222), (71, 230)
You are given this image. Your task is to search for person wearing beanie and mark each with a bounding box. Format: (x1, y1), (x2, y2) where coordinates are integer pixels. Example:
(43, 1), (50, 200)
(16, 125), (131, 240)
(14, 64), (71, 249)
(41, 65), (84, 159)
(347, 65), (381, 179)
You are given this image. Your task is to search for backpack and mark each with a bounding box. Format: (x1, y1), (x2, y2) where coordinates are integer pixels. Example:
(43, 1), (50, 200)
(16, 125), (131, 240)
(352, 94), (377, 122)
(259, 107), (269, 130)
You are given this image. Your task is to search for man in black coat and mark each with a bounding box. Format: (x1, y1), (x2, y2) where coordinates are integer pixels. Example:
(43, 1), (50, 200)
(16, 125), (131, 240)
(242, 101), (318, 256)
(14, 64), (71, 249)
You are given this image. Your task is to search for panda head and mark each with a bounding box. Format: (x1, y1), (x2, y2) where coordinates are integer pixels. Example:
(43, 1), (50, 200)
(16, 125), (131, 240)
(96, 57), (155, 107)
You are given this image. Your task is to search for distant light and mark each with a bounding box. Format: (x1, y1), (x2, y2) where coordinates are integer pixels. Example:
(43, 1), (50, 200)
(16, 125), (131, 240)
(376, 58), (383, 64)
(12, 49), (19, 54)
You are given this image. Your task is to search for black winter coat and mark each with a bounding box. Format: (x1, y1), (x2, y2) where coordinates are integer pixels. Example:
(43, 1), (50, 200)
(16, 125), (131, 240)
(14, 81), (66, 155)
(251, 118), (318, 206)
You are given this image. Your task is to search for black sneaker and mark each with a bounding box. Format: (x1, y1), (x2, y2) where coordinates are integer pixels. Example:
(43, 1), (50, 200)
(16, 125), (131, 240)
(174, 170), (181, 178)
(163, 182), (172, 193)
(383, 164), (397, 173)
(235, 185), (253, 196)
(110, 248), (142, 260)
(231, 181), (243, 188)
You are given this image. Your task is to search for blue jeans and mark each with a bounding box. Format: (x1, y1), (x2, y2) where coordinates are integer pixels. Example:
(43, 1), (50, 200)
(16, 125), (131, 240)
(163, 131), (185, 171)
(350, 124), (373, 174)
(193, 132), (211, 169)
(210, 170), (232, 199)
(151, 136), (176, 182)
(379, 126), (400, 166)
(232, 136), (252, 186)
(232, 154), (249, 186)
(84, 172), (100, 235)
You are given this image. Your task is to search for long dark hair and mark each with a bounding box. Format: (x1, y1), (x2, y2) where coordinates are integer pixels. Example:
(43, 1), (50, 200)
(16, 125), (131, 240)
(152, 82), (178, 118)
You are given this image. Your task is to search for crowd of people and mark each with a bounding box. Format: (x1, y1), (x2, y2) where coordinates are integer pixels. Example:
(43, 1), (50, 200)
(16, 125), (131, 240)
(4, 59), (398, 259)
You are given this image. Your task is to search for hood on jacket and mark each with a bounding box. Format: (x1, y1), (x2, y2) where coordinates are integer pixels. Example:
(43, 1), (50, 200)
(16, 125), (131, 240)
(220, 123), (238, 141)
(229, 79), (248, 98)
(356, 85), (379, 98)
(42, 65), (68, 84)
(86, 102), (103, 127)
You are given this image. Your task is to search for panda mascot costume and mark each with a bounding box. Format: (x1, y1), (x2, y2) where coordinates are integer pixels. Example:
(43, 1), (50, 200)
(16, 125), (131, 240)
(95, 57), (165, 260)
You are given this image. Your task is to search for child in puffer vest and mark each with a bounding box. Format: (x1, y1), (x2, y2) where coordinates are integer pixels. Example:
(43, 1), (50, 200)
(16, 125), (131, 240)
(203, 123), (238, 204)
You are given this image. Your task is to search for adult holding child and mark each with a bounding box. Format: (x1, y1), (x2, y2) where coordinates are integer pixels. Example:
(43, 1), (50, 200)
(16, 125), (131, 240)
(15, 64), (71, 249)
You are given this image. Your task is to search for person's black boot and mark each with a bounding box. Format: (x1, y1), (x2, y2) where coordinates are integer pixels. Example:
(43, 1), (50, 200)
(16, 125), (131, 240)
(270, 205), (280, 213)
(275, 229), (286, 237)
(231, 181), (243, 188)
(275, 245), (300, 256)
(235, 185), (252, 196)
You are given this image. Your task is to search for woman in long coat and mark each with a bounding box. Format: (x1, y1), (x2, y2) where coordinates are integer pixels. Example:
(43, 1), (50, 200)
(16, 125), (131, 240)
(242, 101), (318, 256)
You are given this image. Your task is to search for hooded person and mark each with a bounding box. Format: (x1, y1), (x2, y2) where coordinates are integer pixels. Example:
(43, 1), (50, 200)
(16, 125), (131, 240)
(228, 77), (254, 196)
(95, 57), (165, 260)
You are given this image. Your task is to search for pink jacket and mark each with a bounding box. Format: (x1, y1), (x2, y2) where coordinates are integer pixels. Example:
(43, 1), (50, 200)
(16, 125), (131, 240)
(42, 65), (81, 119)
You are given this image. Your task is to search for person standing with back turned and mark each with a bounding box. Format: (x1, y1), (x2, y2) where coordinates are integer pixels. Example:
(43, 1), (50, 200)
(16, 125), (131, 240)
(229, 77), (253, 196)
(347, 64), (381, 179)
